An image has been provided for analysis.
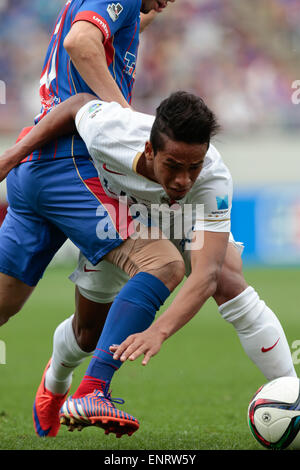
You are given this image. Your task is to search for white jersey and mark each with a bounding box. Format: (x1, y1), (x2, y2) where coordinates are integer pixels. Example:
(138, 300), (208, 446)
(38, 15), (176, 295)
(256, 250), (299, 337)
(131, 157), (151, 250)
(75, 100), (233, 235)
(71, 100), (238, 298)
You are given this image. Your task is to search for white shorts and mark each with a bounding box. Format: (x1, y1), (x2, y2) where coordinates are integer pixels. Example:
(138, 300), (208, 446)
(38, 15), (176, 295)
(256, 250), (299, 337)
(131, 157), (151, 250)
(69, 233), (244, 304)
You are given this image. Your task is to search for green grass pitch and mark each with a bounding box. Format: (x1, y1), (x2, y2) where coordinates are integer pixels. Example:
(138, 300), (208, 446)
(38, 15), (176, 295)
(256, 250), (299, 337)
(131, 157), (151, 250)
(0, 266), (299, 450)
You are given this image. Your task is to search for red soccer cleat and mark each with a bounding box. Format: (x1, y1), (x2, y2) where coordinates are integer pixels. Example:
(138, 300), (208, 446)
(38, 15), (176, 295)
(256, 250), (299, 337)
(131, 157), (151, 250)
(33, 359), (70, 437)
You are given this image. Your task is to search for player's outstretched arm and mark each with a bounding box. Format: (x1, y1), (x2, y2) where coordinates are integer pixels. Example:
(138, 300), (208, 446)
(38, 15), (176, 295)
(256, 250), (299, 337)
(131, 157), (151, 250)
(110, 231), (229, 365)
(0, 93), (95, 182)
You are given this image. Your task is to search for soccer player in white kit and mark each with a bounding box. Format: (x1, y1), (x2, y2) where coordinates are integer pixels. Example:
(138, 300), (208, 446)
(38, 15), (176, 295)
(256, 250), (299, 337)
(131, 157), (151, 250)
(0, 91), (296, 437)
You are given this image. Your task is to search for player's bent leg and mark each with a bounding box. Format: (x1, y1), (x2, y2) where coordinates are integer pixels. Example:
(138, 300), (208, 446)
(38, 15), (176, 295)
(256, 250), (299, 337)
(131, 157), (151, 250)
(57, 291), (140, 437)
(213, 243), (296, 380)
(76, 233), (185, 390)
(43, 259), (129, 435)
(57, 287), (140, 438)
(0, 273), (35, 326)
(60, 236), (185, 436)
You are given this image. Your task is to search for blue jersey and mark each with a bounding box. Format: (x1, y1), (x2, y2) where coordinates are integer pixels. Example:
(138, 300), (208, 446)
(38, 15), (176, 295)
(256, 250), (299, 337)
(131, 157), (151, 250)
(26, 0), (141, 162)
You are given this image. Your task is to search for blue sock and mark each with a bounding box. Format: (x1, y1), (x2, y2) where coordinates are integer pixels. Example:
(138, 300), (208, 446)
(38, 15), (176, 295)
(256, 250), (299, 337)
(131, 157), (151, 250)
(74, 272), (170, 396)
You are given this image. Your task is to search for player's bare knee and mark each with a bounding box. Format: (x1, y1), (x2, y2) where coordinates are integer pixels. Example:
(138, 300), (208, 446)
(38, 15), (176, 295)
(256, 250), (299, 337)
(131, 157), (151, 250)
(74, 327), (100, 352)
(73, 292), (110, 352)
(149, 259), (185, 292)
(73, 311), (104, 351)
(0, 313), (9, 327)
(105, 233), (185, 291)
(0, 303), (21, 326)
(0, 275), (34, 325)
(72, 314), (98, 351)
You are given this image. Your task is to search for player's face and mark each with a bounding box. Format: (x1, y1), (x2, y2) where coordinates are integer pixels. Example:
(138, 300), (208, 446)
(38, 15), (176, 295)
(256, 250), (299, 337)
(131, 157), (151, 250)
(141, 0), (172, 14)
(145, 138), (208, 200)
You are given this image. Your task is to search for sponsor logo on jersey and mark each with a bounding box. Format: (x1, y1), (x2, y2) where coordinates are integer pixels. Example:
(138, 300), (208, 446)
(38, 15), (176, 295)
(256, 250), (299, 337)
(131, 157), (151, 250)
(124, 52), (136, 77)
(216, 195), (229, 210)
(88, 103), (102, 114)
(88, 102), (103, 119)
(107, 3), (123, 22)
(210, 210), (228, 216)
(93, 15), (110, 39)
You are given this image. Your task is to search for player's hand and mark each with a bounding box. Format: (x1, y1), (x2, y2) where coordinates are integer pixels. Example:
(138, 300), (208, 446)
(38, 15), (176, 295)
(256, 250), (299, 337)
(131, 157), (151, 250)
(140, 0), (176, 32)
(109, 328), (166, 366)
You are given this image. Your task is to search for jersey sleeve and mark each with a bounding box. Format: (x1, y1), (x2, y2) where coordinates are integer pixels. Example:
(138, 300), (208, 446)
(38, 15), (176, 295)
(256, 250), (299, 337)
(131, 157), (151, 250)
(72, 0), (139, 43)
(75, 99), (105, 148)
(190, 150), (233, 233)
(75, 99), (153, 172)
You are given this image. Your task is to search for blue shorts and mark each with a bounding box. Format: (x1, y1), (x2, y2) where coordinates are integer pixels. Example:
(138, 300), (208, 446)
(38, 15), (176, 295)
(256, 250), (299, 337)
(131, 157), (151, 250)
(0, 157), (132, 286)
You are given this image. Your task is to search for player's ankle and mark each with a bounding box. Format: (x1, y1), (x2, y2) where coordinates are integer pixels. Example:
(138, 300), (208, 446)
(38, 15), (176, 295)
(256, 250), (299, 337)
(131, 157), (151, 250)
(72, 377), (109, 399)
(45, 368), (72, 395)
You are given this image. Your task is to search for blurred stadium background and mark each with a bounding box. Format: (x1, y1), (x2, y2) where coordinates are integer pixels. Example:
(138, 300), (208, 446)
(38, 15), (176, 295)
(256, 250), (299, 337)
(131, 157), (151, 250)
(0, 0), (299, 266)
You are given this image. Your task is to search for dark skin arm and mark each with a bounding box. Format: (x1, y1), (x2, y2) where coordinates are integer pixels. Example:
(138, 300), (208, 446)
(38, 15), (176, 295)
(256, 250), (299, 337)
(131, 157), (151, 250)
(0, 93), (96, 182)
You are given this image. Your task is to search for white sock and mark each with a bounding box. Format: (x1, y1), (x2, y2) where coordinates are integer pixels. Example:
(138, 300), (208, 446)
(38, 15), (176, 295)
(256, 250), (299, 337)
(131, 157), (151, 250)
(45, 315), (94, 394)
(219, 286), (297, 380)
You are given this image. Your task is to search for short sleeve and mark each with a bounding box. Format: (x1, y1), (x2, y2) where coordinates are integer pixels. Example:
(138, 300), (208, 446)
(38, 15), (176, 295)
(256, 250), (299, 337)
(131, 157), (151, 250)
(193, 181), (232, 233)
(75, 99), (111, 153)
(75, 99), (152, 172)
(190, 149), (233, 233)
(72, 0), (139, 42)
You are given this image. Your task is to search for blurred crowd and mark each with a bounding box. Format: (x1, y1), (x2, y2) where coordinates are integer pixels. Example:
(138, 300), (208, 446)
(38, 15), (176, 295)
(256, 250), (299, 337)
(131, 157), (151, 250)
(0, 0), (299, 134)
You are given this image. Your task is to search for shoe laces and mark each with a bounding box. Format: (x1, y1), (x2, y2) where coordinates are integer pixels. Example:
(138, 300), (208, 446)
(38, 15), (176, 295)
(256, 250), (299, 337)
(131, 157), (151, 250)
(94, 389), (125, 407)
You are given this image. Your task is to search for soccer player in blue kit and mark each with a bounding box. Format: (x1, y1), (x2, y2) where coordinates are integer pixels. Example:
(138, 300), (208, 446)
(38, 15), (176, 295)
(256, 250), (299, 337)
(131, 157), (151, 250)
(0, 0), (177, 438)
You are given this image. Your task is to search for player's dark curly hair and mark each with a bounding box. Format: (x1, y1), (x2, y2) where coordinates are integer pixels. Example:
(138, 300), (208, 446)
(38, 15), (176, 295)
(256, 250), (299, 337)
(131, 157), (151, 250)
(150, 91), (220, 154)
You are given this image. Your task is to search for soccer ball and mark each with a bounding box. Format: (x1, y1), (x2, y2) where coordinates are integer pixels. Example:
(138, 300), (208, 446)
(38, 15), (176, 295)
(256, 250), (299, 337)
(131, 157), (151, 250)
(248, 377), (300, 450)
